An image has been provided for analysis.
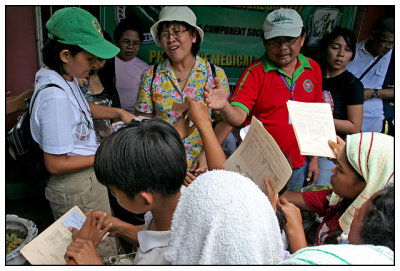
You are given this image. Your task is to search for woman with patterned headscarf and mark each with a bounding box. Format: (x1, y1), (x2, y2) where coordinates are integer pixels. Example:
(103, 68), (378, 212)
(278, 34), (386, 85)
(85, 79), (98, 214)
(280, 132), (393, 246)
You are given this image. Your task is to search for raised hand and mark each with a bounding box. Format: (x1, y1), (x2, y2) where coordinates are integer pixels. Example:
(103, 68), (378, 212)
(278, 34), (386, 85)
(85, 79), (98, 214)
(277, 197), (303, 229)
(203, 77), (229, 110)
(187, 96), (211, 126)
(263, 177), (278, 212)
(328, 136), (346, 160)
(277, 197), (307, 252)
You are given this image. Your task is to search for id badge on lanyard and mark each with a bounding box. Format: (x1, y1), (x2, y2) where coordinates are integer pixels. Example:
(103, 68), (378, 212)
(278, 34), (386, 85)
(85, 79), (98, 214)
(280, 74), (296, 125)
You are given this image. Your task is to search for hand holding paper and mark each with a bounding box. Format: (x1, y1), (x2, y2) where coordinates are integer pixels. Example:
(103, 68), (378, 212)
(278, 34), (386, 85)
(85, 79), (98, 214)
(328, 136), (346, 159)
(287, 100), (337, 158)
(20, 206), (110, 265)
(69, 210), (111, 247)
(224, 117), (292, 194)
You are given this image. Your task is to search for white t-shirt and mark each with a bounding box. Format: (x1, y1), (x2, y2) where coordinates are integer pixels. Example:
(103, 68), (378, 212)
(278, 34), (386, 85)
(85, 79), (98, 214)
(30, 67), (98, 156)
(346, 40), (392, 132)
(115, 56), (148, 114)
(133, 211), (170, 265)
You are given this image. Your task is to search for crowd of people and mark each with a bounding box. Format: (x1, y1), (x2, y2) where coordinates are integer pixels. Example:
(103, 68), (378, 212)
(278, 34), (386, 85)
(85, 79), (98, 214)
(18, 6), (394, 265)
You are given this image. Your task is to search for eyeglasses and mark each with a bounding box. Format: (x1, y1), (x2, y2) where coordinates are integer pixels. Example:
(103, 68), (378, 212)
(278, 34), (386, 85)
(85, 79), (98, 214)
(120, 40), (141, 48)
(160, 29), (188, 40)
(266, 36), (299, 48)
(377, 38), (394, 47)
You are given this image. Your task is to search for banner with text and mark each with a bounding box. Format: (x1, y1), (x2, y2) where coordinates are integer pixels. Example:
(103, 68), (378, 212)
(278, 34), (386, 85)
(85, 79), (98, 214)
(101, 6), (356, 83)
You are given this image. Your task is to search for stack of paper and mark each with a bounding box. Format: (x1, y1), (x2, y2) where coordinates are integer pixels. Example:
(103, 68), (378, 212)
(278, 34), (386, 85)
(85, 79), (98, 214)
(20, 206), (86, 265)
(287, 100), (337, 158)
(224, 116), (292, 194)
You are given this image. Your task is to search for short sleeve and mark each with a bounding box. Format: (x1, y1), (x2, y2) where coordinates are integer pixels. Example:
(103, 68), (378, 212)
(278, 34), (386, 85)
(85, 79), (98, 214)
(302, 189), (332, 218)
(229, 61), (263, 115)
(37, 94), (75, 154)
(214, 65), (230, 98)
(135, 65), (155, 113)
(346, 77), (364, 105)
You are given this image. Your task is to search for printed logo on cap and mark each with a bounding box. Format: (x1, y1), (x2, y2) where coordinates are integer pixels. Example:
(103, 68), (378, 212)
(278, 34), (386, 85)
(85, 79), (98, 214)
(303, 79), (314, 92)
(272, 14), (294, 25)
(92, 18), (103, 37)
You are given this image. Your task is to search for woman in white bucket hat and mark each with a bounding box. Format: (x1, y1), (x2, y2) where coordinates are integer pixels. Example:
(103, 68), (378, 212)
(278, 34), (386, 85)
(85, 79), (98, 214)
(135, 6), (232, 174)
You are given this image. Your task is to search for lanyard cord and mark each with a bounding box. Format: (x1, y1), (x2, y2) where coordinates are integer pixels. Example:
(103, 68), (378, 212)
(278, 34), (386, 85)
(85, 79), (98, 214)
(63, 77), (94, 131)
(279, 74), (296, 101)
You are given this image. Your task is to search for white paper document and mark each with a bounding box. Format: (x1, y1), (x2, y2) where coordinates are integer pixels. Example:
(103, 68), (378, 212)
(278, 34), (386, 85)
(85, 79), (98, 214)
(224, 116), (292, 194)
(20, 206), (86, 265)
(287, 100), (337, 158)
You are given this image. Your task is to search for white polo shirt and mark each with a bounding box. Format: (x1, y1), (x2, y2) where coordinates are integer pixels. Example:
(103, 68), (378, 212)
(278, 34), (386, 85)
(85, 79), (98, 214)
(133, 212), (171, 265)
(346, 40), (392, 132)
(30, 67), (98, 156)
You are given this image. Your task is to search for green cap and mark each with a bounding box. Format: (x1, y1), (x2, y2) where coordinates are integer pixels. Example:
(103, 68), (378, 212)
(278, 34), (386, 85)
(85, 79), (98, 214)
(46, 7), (119, 59)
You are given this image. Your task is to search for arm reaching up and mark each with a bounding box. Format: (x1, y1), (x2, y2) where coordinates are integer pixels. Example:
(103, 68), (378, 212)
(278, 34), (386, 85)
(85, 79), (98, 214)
(277, 198), (307, 253)
(187, 97), (226, 170)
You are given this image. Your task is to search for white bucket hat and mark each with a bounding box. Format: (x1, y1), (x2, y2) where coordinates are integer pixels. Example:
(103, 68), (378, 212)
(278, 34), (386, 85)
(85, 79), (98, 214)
(150, 6), (204, 47)
(263, 8), (303, 40)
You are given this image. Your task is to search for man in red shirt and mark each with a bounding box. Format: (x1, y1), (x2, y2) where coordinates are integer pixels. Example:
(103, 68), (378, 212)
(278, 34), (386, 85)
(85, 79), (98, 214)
(204, 8), (322, 192)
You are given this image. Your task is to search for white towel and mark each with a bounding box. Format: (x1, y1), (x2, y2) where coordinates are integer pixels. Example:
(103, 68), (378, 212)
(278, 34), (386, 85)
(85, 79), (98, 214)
(165, 169), (284, 264)
(329, 133), (394, 233)
(279, 244), (394, 265)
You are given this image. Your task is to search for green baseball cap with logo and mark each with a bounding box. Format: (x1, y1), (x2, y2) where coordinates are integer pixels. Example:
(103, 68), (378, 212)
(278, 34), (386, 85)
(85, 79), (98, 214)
(46, 7), (119, 59)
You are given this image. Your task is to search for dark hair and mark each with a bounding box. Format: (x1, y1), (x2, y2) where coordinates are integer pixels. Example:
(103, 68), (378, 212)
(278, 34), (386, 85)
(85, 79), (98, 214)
(113, 18), (144, 43)
(275, 207), (287, 231)
(360, 185), (394, 251)
(157, 21), (201, 57)
(94, 118), (187, 198)
(371, 16), (394, 35)
(319, 27), (357, 61)
(41, 38), (84, 75)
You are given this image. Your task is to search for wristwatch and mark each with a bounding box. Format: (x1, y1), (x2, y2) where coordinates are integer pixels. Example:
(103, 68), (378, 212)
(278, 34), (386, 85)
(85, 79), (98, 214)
(372, 89), (379, 99)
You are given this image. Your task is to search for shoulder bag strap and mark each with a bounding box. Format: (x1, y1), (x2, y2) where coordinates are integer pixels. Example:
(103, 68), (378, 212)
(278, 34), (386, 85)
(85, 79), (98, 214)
(29, 83), (63, 115)
(150, 63), (159, 91)
(358, 55), (383, 81)
(210, 63), (216, 78)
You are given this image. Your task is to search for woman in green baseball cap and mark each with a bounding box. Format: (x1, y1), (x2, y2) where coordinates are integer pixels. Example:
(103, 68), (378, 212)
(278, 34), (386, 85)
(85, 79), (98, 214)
(30, 7), (136, 258)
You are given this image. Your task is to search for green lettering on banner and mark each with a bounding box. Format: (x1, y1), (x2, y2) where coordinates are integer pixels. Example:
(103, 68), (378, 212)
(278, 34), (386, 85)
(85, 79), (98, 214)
(220, 54), (225, 66)
(225, 54), (231, 66)
(149, 50), (157, 63)
(198, 53), (209, 61)
(211, 54), (220, 66)
(101, 5), (357, 83)
(149, 50), (164, 63)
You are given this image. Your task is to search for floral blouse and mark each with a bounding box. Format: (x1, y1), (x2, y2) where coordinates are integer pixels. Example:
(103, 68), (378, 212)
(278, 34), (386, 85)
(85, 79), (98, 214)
(135, 56), (229, 168)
